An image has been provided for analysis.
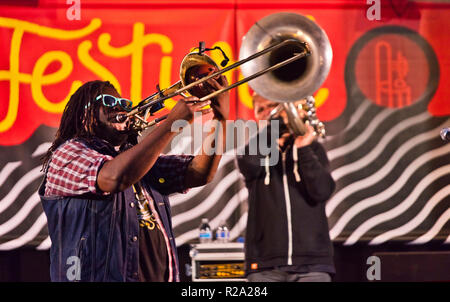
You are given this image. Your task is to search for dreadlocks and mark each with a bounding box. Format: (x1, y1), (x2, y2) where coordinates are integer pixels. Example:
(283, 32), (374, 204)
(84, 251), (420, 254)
(41, 80), (117, 172)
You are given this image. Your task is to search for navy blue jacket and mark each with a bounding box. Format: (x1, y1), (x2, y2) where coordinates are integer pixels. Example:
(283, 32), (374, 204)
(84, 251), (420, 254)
(39, 164), (181, 282)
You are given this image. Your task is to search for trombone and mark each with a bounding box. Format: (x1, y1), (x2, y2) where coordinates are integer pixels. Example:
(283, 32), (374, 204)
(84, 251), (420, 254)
(117, 39), (311, 133)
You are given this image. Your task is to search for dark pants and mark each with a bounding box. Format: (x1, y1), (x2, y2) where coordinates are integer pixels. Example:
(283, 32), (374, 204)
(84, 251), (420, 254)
(247, 270), (331, 282)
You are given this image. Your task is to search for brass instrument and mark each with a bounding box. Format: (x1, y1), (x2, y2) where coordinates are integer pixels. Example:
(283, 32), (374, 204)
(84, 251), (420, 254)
(268, 96), (325, 137)
(117, 38), (311, 133)
(239, 12), (333, 137)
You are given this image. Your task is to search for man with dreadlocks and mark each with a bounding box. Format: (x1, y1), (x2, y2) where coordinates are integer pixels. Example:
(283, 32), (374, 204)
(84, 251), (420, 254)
(39, 78), (229, 282)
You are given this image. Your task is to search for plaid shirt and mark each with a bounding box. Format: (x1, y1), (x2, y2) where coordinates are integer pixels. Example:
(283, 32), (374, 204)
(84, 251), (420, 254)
(44, 136), (193, 282)
(44, 137), (194, 197)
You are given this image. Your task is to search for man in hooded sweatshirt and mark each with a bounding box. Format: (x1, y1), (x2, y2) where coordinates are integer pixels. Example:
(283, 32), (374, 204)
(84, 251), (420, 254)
(236, 94), (336, 282)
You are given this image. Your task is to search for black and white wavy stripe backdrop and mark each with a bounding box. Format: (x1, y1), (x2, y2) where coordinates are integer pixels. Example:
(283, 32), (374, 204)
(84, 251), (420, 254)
(0, 108), (448, 251)
(323, 101), (450, 245)
(0, 127), (54, 250)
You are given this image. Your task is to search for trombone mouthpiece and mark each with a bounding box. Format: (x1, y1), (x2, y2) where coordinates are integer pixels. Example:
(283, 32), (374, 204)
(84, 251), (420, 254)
(115, 114), (128, 123)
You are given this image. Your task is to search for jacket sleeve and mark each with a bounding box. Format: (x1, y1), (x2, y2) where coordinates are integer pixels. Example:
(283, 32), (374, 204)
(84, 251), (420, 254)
(143, 154), (194, 195)
(296, 141), (336, 203)
(235, 154), (262, 183)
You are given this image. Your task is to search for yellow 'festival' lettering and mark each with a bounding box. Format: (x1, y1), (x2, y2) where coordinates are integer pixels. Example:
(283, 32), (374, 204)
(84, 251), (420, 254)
(78, 40), (122, 94)
(314, 88), (329, 108)
(0, 16), (322, 133)
(210, 41), (234, 86)
(98, 23), (173, 104)
(0, 17), (101, 132)
(32, 51), (82, 113)
(237, 71), (253, 109)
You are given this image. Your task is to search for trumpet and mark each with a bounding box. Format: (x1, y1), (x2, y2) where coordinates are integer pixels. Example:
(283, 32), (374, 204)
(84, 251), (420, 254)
(116, 39), (311, 133)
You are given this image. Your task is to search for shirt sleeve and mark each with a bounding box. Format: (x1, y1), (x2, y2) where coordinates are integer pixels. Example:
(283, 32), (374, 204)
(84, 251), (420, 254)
(44, 140), (113, 197)
(143, 154), (195, 195)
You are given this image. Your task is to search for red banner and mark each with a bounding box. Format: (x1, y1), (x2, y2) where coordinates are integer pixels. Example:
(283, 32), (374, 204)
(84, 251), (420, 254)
(1, 0), (449, 145)
(236, 0), (450, 121)
(0, 0), (238, 145)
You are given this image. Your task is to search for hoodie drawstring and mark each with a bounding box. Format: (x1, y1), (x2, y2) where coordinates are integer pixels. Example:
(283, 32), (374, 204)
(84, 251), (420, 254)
(292, 144), (301, 182)
(264, 155), (270, 185)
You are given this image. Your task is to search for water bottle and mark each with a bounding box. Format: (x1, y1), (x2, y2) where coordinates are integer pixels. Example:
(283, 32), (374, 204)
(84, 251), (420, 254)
(215, 221), (230, 243)
(199, 218), (212, 243)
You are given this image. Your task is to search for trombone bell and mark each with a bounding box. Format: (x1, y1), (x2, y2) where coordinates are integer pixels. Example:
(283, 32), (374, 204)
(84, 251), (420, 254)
(180, 52), (220, 98)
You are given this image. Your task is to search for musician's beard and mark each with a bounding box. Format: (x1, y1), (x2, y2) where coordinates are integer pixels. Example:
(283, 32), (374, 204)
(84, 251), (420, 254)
(94, 112), (131, 147)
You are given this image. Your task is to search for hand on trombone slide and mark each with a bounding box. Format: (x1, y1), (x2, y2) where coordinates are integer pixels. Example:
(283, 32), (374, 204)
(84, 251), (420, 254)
(194, 73), (229, 121)
(167, 74), (229, 124)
